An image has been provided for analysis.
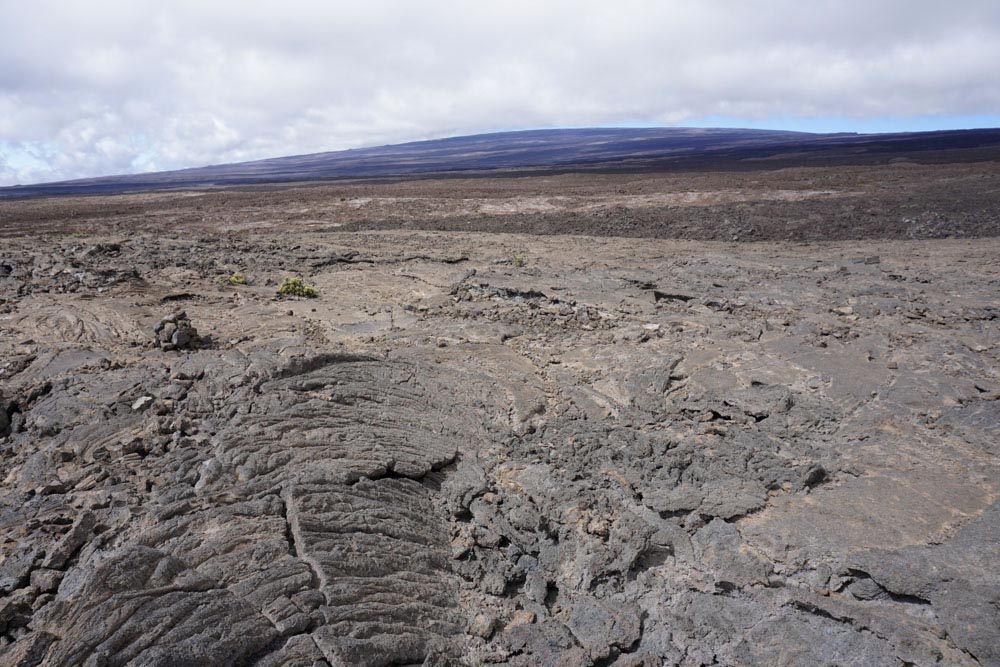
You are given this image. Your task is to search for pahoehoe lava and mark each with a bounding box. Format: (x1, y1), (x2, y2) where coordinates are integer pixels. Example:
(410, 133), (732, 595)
(1, 132), (999, 666)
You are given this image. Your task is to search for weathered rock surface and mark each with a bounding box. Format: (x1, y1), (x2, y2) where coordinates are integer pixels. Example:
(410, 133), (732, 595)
(1, 228), (998, 666)
(153, 311), (200, 351)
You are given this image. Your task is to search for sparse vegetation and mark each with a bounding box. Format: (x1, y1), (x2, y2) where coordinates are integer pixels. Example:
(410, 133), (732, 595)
(218, 271), (247, 287)
(277, 276), (318, 298)
(216, 271), (247, 289)
(512, 252), (527, 268)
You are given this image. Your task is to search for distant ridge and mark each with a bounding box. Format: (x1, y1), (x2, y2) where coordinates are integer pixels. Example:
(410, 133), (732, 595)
(3, 126), (1000, 198)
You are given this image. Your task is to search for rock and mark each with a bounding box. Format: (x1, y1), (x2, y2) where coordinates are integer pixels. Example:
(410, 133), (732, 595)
(693, 520), (773, 587)
(28, 569), (63, 594)
(153, 310), (199, 351)
(172, 328), (191, 348)
(194, 457), (224, 494)
(501, 619), (588, 666)
(131, 395), (154, 411)
(802, 464), (827, 489)
(642, 484), (703, 514)
(567, 598), (642, 659)
(9, 411), (24, 434)
(41, 511), (95, 570)
(253, 634), (328, 667)
(0, 631), (57, 667)
(611, 653), (663, 667)
(847, 577), (884, 600)
(0, 588), (35, 633)
(0, 544), (40, 595)
(33, 546), (277, 666)
(262, 596), (311, 636)
(811, 563), (832, 591)
(509, 609), (536, 627)
(470, 612), (498, 638)
(845, 501), (1000, 665)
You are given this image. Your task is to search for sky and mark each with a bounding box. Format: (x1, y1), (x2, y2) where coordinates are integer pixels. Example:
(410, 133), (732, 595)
(1, 0), (999, 186)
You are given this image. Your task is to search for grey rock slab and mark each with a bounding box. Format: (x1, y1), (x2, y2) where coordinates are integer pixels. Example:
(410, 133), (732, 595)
(567, 597), (642, 660)
(33, 546), (278, 667)
(40, 511), (94, 570)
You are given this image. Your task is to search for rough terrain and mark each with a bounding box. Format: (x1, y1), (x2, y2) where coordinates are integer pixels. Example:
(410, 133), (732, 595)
(1, 164), (999, 666)
(2, 159), (1000, 242)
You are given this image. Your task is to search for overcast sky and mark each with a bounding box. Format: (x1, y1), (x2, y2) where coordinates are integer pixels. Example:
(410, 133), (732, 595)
(2, 0), (999, 185)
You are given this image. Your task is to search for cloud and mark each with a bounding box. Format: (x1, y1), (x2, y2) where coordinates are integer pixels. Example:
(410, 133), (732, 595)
(1, 0), (999, 184)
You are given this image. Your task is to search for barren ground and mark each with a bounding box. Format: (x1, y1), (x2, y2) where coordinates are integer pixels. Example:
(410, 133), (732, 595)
(2, 160), (1000, 240)
(1, 162), (999, 666)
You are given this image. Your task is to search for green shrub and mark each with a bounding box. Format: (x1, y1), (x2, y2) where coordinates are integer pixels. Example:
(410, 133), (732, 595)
(216, 271), (247, 289)
(512, 252), (527, 268)
(278, 276), (318, 298)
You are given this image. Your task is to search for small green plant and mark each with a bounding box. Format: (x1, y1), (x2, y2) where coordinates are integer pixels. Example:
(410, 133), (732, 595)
(512, 252), (527, 268)
(216, 272), (247, 289)
(278, 276), (318, 298)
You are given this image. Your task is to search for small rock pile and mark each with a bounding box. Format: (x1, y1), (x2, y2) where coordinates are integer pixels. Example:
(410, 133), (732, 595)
(153, 311), (199, 351)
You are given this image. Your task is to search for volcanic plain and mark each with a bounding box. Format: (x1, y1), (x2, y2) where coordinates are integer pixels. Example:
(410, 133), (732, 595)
(1, 153), (999, 666)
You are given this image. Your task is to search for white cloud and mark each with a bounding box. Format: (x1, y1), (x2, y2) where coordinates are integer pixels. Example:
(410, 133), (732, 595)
(1, 0), (999, 185)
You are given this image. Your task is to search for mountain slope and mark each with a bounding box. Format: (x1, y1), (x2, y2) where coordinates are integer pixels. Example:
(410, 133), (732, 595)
(3, 126), (1000, 197)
